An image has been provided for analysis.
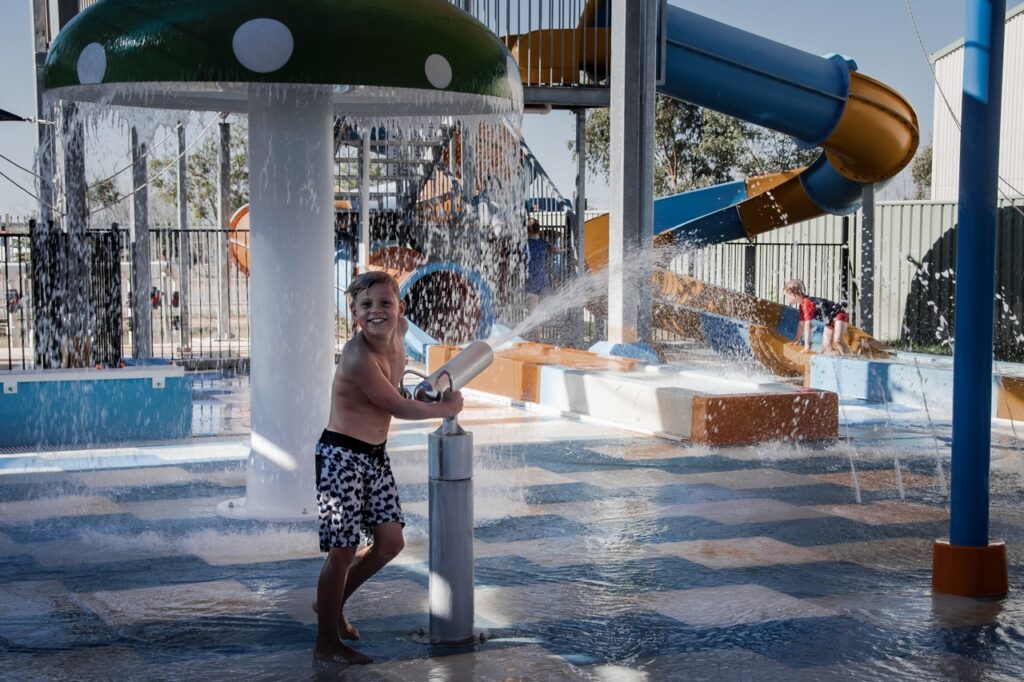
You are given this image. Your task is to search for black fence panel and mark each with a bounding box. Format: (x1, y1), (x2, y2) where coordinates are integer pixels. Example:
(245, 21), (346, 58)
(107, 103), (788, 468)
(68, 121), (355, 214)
(89, 228), (123, 367)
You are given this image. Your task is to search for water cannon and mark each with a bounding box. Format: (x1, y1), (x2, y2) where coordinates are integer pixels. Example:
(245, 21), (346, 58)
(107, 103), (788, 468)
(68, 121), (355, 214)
(403, 339), (495, 646)
(408, 341), (494, 405)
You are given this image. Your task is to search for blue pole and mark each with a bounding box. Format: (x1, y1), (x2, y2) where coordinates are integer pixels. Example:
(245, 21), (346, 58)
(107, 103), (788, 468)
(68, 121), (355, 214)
(950, 0), (1006, 547)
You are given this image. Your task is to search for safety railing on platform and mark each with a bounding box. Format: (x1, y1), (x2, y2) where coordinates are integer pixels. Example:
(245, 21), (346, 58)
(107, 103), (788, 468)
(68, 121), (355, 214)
(453, 0), (611, 87)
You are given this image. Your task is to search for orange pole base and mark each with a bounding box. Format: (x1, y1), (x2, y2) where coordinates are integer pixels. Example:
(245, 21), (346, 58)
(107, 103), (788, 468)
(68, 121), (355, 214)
(932, 540), (1008, 598)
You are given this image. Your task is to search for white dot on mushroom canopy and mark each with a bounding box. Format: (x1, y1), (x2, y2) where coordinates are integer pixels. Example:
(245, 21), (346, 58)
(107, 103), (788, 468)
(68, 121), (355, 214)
(77, 42), (106, 84)
(425, 54), (453, 89)
(232, 18), (294, 73)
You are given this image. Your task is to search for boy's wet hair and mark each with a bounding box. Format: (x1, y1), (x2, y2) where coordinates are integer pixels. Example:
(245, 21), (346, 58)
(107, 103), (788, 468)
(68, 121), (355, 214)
(783, 278), (806, 296)
(346, 270), (401, 304)
(527, 218), (541, 235)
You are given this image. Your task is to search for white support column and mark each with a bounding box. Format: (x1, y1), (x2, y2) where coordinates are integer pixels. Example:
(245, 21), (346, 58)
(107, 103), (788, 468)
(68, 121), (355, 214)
(177, 122), (191, 348)
(358, 132), (371, 271)
(130, 126), (152, 359)
(608, 0), (656, 344)
(241, 88), (335, 519)
(216, 119), (232, 340)
(569, 107), (587, 347)
(32, 0), (54, 229)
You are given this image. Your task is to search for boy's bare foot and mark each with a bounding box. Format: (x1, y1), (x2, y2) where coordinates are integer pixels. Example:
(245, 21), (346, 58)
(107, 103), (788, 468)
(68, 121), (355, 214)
(310, 603), (360, 640)
(313, 640), (372, 665)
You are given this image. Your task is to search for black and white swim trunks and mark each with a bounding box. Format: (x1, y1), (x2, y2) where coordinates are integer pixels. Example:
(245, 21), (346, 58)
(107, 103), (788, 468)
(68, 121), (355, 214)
(315, 429), (404, 551)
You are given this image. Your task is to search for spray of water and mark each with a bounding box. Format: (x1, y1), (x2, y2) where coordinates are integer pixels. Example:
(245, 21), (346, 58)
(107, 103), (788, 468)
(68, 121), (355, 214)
(831, 356), (864, 503)
(912, 356), (949, 497)
(489, 242), (683, 348)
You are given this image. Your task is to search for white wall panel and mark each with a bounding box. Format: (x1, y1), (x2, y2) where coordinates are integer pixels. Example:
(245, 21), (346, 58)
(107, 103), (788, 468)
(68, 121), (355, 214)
(932, 6), (1024, 201)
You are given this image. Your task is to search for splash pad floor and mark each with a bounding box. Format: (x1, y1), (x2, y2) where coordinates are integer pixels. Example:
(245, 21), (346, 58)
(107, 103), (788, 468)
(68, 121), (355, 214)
(2, 386), (1024, 679)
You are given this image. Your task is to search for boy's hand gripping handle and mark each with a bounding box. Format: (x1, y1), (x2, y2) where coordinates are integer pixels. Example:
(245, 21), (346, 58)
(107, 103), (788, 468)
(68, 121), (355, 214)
(407, 369), (454, 404)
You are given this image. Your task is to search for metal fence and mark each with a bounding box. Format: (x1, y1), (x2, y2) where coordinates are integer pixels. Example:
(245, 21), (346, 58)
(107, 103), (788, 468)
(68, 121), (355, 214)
(1, 233), (32, 369)
(6, 199), (1024, 367)
(648, 237), (849, 343)
(673, 240), (851, 311)
(136, 227), (252, 362)
(880, 200), (1024, 359)
(1, 225), (363, 370)
(134, 227), (363, 362)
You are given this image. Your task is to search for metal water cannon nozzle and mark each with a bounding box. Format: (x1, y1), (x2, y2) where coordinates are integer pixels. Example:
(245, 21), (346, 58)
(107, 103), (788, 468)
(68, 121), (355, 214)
(412, 340), (494, 402)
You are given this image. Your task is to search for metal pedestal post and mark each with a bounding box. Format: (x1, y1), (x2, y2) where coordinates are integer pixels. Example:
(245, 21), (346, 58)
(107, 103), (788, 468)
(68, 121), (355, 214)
(428, 417), (478, 645)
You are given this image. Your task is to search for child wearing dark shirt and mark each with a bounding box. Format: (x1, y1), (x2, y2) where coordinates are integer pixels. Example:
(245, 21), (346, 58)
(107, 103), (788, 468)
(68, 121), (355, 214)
(783, 279), (850, 355)
(525, 218), (553, 311)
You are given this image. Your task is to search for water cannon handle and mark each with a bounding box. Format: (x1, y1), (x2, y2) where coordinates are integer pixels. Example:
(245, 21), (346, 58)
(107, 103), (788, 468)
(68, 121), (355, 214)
(411, 369), (454, 403)
(403, 369), (434, 402)
(436, 370), (454, 395)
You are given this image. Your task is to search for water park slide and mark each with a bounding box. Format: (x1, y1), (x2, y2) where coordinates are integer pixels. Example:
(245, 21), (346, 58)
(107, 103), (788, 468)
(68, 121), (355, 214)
(579, 3), (916, 376)
(227, 3), (915, 379)
(587, 210), (888, 377)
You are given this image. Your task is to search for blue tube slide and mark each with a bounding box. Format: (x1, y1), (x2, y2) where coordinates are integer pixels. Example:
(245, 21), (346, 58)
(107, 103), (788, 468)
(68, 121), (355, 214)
(646, 5), (903, 244)
(663, 8), (851, 147)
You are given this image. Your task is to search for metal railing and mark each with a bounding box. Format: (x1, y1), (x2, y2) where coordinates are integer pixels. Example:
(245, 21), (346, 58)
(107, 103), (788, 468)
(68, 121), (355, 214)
(0, 233), (32, 369)
(131, 227), (252, 363)
(23, 231), (841, 359)
(1, 225), (363, 369)
(651, 239), (850, 343)
(453, 0), (611, 87)
(138, 227), (362, 362)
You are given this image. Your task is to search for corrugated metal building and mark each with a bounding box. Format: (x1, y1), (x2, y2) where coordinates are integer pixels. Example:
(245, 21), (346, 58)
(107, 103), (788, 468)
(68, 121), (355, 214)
(931, 2), (1024, 201)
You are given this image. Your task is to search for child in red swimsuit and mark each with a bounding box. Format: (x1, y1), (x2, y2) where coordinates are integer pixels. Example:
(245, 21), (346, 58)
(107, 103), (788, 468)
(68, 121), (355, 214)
(784, 279), (851, 355)
(815, 296), (850, 355)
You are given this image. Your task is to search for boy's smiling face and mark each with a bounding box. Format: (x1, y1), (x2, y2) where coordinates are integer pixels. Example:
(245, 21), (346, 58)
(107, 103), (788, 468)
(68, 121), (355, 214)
(351, 282), (406, 338)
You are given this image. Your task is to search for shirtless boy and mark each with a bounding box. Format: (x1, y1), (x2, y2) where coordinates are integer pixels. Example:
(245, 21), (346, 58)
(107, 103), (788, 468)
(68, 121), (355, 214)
(314, 271), (463, 664)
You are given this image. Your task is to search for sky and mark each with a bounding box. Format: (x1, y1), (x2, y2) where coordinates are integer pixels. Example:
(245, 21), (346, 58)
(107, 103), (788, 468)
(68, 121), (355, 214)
(0, 0), (977, 218)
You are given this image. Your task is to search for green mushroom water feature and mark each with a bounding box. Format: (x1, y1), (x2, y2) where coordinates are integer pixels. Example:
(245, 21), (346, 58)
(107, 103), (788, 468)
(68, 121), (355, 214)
(43, 0), (522, 520)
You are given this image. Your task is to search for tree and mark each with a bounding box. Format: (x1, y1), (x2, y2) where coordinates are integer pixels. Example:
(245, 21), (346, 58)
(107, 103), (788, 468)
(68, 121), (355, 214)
(149, 117), (249, 226)
(911, 143), (932, 200)
(570, 95), (819, 198)
(86, 175), (130, 227)
(86, 177), (120, 212)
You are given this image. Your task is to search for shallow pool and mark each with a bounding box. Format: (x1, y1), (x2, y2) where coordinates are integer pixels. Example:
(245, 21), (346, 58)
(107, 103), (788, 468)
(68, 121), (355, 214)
(1, 399), (1023, 680)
